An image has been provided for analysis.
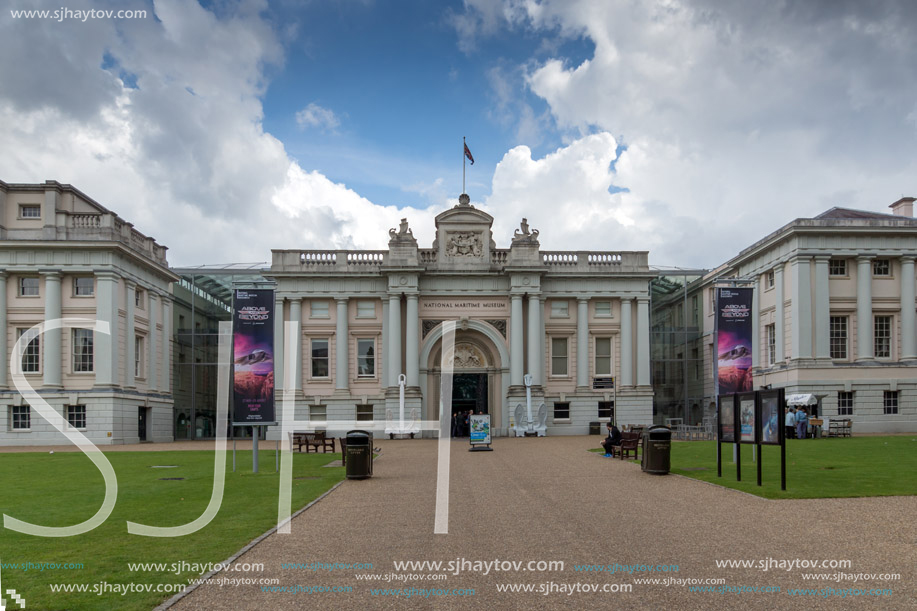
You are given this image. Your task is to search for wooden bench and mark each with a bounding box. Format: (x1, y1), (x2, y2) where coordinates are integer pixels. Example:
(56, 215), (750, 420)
(613, 432), (642, 460)
(827, 419), (852, 438)
(291, 431), (336, 453)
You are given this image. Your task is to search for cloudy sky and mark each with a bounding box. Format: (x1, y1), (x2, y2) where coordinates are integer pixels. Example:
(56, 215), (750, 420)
(2, 0), (916, 268)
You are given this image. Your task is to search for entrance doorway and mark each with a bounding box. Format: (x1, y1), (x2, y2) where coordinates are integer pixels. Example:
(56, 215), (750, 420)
(138, 407), (148, 442)
(452, 373), (488, 416)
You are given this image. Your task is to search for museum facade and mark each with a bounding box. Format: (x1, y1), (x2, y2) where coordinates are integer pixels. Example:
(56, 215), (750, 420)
(269, 194), (655, 437)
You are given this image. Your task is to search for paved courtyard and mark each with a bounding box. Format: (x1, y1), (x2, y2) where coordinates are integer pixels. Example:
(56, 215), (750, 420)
(169, 435), (916, 610)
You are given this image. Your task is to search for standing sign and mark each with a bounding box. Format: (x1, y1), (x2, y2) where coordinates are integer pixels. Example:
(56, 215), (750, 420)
(232, 289), (276, 425)
(469, 414), (493, 451)
(738, 392), (756, 444)
(715, 287), (754, 395)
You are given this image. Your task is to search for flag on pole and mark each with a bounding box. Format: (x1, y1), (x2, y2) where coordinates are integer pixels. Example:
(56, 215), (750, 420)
(464, 143), (475, 165)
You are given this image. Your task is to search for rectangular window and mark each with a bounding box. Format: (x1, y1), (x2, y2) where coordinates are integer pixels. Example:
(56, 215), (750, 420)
(74, 277), (94, 296)
(829, 259), (847, 276)
(691, 295), (699, 323)
(829, 316), (848, 360)
(309, 405), (326, 422)
(311, 339), (329, 378)
(357, 338), (375, 377)
(311, 301), (329, 318)
(874, 315), (892, 359)
(837, 391), (854, 416)
(765, 270), (775, 289)
(883, 391), (898, 415)
(594, 301), (611, 317)
(72, 328), (94, 372)
(17, 328), (40, 373)
(10, 405), (31, 430)
(67, 405), (87, 429)
(356, 404), (374, 421)
(356, 300), (375, 318)
(135, 336), (144, 378)
(551, 337), (568, 376)
(594, 337), (612, 376)
(692, 347), (700, 380)
(19, 277), (39, 297)
(553, 402), (570, 420)
(872, 259), (890, 277)
(765, 324), (776, 365)
(598, 401), (614, 421)
(19, 204), (41, 219)
(551, 300), (569, 318)
(135, 288), (145, 309)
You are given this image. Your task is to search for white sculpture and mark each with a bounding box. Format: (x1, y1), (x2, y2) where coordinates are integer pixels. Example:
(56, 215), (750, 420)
(513, 375), (547, 437)
(384, 374), (418, 438)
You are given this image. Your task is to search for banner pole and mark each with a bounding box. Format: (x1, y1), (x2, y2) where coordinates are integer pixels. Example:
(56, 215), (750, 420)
(253, 426), (259, 473)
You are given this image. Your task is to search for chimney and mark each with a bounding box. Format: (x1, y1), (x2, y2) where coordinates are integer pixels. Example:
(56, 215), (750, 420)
(889, 197), (915, 217)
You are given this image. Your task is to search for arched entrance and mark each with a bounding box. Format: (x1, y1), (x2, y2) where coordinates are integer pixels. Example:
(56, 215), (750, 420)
(419, 321), (510, 435)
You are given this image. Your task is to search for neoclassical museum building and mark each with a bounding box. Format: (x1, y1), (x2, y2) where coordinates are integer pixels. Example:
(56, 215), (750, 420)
(269, 194), (655, 437)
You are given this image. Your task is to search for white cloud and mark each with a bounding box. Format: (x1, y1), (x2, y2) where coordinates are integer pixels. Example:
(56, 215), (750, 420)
(458, 0), (917, 267)
(295, 102), (341, 131)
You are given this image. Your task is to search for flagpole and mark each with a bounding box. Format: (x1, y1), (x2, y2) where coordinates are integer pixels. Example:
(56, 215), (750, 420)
(462, 136), (466, 194)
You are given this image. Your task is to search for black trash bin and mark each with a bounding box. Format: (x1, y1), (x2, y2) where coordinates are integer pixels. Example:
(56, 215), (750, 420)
(641, 425), (671, 475)
(345, 430), (373, 479)
(589, 421), (602, 435)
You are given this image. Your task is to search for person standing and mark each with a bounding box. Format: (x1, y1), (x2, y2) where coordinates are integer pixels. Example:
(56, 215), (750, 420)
(795, 407), (809, 440)
(785, 407), (796, 439)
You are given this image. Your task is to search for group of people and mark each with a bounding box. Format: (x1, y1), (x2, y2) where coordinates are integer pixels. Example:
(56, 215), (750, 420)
(451, 410), (479, 437)
(785, 406), (809, 439)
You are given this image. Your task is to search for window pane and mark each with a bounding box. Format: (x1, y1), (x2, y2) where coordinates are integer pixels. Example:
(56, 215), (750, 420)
(553, 402), (570, 419)
(67, 405), (86, 429)
(12, 406), (31, 429)
(595, 338), (611, 376)
(73, 328), (94, 372)
(17, 328), (40, 373)
(74, 277), (94, 296)
(829, 259), (847, 276)
(551, 301), (568, 317)
(356, 404), (374, 421)
(552, 338), (567, 375)
(310, 405), (326, 422)
(20, 277), (39, 296)
(311, 301), (329, 317)
(872, 259), (890, 276)
(829, 316), (847, 359)
(357, 339), (375, 376)
(311, 339), (329, 377)
(595, 301), (611, 316)
(356, 300), (375, 317)
(874, 316), (891, 358)
(20, 205), (41, 218)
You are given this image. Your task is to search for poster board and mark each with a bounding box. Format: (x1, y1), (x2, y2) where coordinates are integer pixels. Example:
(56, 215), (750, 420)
(738, 392), (756, 444)
(758, 388), (785, 446)
(232, 288), (276, 425)
(469, 414), (491, 446)
(717, 394), (736, 443)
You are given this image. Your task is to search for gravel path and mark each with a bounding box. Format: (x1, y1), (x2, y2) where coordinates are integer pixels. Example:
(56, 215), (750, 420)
(168, 435), (916, 610)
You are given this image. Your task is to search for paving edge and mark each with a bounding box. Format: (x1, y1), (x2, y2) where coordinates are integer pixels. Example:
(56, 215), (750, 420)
(153, 479), (346, 610)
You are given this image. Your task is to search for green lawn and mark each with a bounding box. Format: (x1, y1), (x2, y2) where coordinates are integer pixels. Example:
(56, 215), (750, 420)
(0, 450), (344, 610)
(592, 436), (917, 499)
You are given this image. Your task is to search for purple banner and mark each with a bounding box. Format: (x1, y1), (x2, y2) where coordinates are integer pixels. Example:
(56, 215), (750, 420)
(716, 287), (754, 396)
(232, 289), (275, 424)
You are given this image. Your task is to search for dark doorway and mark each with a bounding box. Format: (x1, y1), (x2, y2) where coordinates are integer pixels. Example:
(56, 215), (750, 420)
(452, 373), (488, 416)
(138, 407), (147, 441)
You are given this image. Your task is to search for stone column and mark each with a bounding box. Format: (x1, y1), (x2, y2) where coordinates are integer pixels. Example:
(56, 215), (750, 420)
(814, 257), (831, 359)
(381, 299), (389, 386)
(510, 295), (524, 386)
(289, 298), (302, 392)
(125, 282), (136, 387)
(576, 298), (589, 388)
(0, 273), (7, 388)
(388, 295), (402, 386)
(539, 297), (546, 385)
(95, 272), (119, 386)
(527, 294), (542, 385)
(148, 292), (159, 390)
(774, 264), (785, 363)
(335, 298), (349, 390)
(791, 257), (813, 359)
(406, 294), (419, 387)
(901, 256), (916, 360)
(620, 298), (633, 387)
(856, 256), (874, 361)
(274, 296), (285, 391)
(636, 297), (650, 386)
(161, 298), (171, 392)
(41, 271), (62, 388)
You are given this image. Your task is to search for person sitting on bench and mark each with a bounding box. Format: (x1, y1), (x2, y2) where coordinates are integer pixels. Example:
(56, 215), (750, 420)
(601, 422), (622, 457)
